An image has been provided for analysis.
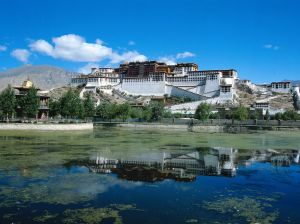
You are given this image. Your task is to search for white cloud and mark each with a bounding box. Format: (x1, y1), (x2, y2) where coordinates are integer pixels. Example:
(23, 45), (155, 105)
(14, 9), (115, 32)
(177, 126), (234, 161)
(176, 51), (195, 59)
(158, 56), (176, 65)
(30, 39), (53, 55)
(30, 34), (113, 62)
(78, 63), (100, 74)
(11, 49), (30, 63)
(110, 51), (147, 64)
(29, 34), (147, 64)
(0, 45), (7, 52)
(128, 40), (136, 46)
(95, 38), (104, 45)
(157, 51), (196, 65)
(264, 44), (273, 49)
(263, 44), (279, 50)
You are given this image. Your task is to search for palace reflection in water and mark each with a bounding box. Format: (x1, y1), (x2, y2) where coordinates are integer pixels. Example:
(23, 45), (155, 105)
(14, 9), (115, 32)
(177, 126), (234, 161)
(72, 148), (300, 182)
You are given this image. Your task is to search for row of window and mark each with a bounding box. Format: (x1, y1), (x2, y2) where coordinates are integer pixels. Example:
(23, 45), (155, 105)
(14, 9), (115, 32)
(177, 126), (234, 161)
(71, 78), (87, 83)
(220, 86), (231, 93)
(167, 77), (205, 82)
(271, 83), (290, 89)
(254, 103), (269, 108)
(71, 78), (118, 83)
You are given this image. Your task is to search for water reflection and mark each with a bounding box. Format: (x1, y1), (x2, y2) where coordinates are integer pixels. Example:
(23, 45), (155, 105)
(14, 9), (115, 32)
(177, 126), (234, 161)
(68, 148), (300, 183)
(240, 149), (300, 167)
(84, 148), (237, 182)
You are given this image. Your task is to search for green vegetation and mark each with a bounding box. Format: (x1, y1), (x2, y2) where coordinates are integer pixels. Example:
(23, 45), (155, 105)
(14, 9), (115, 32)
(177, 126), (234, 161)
(165, 95), (192, 104)
(96, 102), (118, 121)
(117, 102), (131, 121)
(59, 89), (84, 118)
(95, 101), (169, 122)
(274, 109), (299, 120)
(0, 85), (16, 122)
(22, 86), (40, 118)
(49, 99), (61, 117)
(233, 105), (249, 121)
(194, 103), (212, 121)
(83, 92), (96, 118)
(149, 102), (165, 121)
(63, 207), (122, 224)
(0, 84), (40, 120)
(33, 210), (58, 222)
(203, 197), (278, 224)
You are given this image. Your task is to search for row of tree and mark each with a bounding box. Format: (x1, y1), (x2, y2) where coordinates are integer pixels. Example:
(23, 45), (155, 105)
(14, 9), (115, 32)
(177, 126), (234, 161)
(1, 84), (299, 122)
(49, 89), (171, 121)
(95, 101), (171, 122)
(194, 103), (300, 121)
(0, 85), (40, 121)
(49, 89), (95, 119)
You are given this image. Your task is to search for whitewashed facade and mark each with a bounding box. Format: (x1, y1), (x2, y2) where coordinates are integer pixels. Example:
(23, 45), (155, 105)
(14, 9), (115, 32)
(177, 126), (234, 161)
(71, 67), (238, 102)
(271, 82), (291, 93)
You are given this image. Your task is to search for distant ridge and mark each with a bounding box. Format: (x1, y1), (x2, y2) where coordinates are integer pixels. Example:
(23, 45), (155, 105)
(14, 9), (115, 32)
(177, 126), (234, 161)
(291, 80), (300, 87)
(0, 65), (78, 91)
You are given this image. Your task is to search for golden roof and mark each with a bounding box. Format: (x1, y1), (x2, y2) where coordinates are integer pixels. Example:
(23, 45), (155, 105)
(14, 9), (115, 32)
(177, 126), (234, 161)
(22, 80), (33, 88)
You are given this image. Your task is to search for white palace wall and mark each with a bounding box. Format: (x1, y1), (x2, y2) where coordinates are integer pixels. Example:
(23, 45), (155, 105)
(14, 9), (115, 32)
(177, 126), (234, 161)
(203, 79), (221, 97)
(74, 71), (237, 102)
(119, 79), (166, 96)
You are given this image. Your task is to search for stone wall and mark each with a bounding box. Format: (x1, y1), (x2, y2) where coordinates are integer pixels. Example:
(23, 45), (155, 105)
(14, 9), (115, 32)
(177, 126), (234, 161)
(0, 123), (93, 131)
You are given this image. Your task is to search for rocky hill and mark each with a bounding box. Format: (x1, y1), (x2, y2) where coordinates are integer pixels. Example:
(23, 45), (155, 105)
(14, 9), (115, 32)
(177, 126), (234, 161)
(0, 65), (77, 91)
(236, 82), (294, 110)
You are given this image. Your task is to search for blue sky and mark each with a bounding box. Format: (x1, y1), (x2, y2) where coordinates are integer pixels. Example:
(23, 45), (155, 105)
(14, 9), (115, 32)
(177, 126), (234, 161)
(0, 0), (299, 82)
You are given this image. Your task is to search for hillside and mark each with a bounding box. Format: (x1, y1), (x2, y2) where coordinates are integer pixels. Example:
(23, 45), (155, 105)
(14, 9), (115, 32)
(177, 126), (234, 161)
(0, 65), (77, 91)
(236, 82), (294, 110)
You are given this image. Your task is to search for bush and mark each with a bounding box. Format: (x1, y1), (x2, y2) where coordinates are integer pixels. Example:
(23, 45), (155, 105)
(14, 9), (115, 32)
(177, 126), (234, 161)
(194, 103), (211, 121)
(282, 109), (299, 120)
(233, 106), (249, 121)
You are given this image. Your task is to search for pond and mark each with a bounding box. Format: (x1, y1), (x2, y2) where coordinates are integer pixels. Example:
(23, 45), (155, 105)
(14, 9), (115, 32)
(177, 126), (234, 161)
(0, 127), (299, 223)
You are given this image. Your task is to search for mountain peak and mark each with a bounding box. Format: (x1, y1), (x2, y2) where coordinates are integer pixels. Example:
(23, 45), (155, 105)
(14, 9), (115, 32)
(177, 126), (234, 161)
(0, 65), (78, 90)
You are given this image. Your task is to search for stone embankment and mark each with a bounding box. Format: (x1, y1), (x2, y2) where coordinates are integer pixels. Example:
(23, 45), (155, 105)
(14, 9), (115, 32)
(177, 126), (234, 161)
(116, 123), (224, 133)
(0, 123), (93, 131)
(96, 118), (300, 133)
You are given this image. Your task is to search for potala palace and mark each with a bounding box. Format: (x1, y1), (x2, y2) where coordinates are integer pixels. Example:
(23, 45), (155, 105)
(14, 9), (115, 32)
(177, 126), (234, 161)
(72, 61), (238, 101)
(71, 61), (297, 114)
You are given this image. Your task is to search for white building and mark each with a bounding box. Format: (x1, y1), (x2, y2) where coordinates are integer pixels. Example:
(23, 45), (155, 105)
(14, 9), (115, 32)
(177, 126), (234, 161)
(271, 81), (291, 93)
(71, 66), (238, 103)
(71, 67), (120, 97)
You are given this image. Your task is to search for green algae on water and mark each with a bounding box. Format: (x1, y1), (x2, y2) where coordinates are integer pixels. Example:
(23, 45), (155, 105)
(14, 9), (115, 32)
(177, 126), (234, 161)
(63, 207), (122, 224)
(33, 210), (59, 223)
(202, 196), (278, 224)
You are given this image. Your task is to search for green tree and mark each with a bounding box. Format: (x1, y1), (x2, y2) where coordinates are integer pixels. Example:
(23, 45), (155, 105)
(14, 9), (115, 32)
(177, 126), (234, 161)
(275, 112), (283, 120)
(142, 106), (152, 122)
(59, 89), (84, 118)
(18, 86), (39, 118)
(49, 99), (61, 117)
(0, 85), (16, 122)
(130, 107), (144, 119)
(209, 112), (219, 119)
(250, 109), (261, 120)
(163, 109), (172, 118)
(83, 93), (95, 118)
(96, 102), (118, 121)
(233, 106), (249, 121)
(149, 102), (164, 121)
(117, 103), (131, 121)
(283, 109), (299, 120)
(194, 103), (211, 121)
(264, 109), (270, 120)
